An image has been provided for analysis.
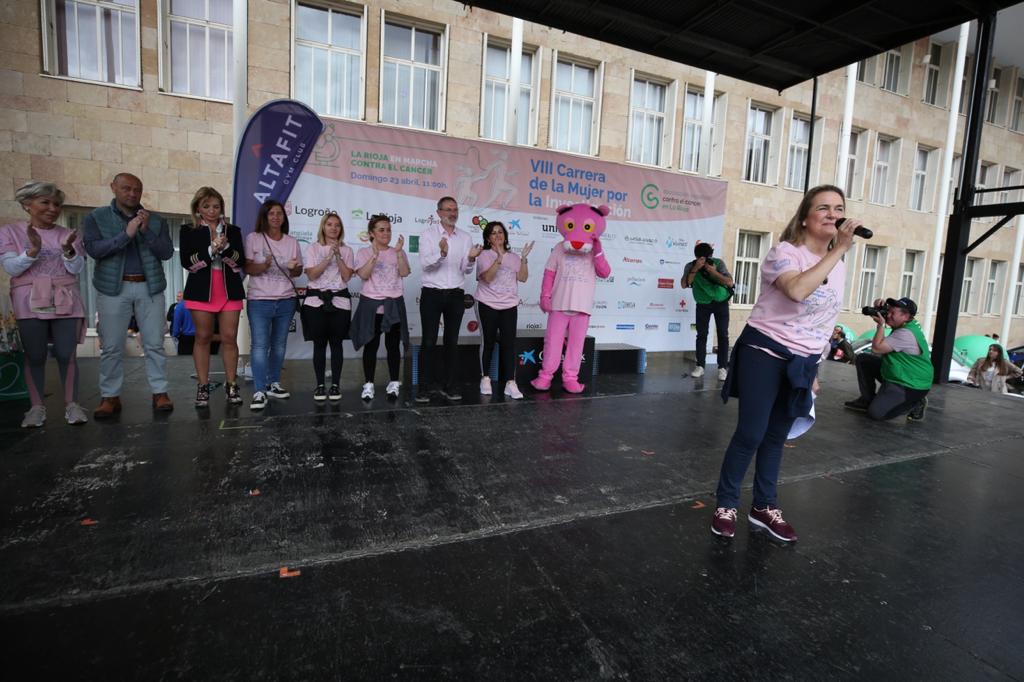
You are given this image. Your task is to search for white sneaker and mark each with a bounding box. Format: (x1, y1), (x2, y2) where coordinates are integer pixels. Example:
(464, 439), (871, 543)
(718, 367), (728, 381)
(64, 402), (88, 425)
(691, 366), (705, 378)
(249, 391), (267, 410)
(504, 381), (524, 400)
(480, 376), (492, 395)
(386, 381), (401, 398)
(361, 382), (375, 400)
(21, 404), (46, 428)
(267, 382), (290, 398)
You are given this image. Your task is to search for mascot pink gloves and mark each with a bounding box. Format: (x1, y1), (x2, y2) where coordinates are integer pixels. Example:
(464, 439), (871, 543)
(530, 203), (611, 394)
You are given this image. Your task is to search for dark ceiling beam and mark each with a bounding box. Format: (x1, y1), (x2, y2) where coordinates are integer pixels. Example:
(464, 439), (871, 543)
(649, 1), (737, 51)
(744, 0), (889, 57)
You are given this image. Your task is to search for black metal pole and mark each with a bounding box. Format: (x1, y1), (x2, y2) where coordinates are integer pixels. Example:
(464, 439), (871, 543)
(805, 77), (818, 192)
(931, 13), (997, 383)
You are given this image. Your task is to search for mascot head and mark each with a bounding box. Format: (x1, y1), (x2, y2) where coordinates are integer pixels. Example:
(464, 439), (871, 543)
(555, 203), (609, 253)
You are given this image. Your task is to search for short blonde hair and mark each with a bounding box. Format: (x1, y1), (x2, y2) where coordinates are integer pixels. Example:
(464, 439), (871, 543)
(190, 186), (226, 224)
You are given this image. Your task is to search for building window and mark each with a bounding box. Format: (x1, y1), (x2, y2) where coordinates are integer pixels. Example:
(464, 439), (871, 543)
(1011, 77), (1024, 132)
(733, 231), (767, 305)
(480, 40), (537, 145)
(901, 250), (923, 300)
(842, 244), (858, 309)
(163, 0), (233, 100)
(293, 3), (364, 119)
(380, 18), (445, 131)
(923, 43), (943, 105)
(856, 56), (877, 85)
(1000, 167), (1022, 205)
(784, 114), (812, 190)
(1014, 264), (1024, 316)
(870, 135), (900, 205)
(983, 260), (1006, 315)
(947, 153), (962, 210)
(550, 56), (601, 155)
(960, 56), (973, 115)
(910, 145), (937, 212)
(681, 87), (725, 175)
(42, 0), (139, 87)
(977, 161), (998, 208)
(881, 49), (902, 92)
(857, 245), (886, 307)
(744, 104), (777, 184)
(932, 256), (943, 313)
(843, 128), (867, 200)
(986, 67), (1002, 124)
(961, 257), (980, 313)
(628, 75), (670, 166)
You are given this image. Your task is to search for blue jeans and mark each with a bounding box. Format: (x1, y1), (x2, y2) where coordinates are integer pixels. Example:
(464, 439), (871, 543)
(715, 344), (799, 509)
(247, 298), (297, 392)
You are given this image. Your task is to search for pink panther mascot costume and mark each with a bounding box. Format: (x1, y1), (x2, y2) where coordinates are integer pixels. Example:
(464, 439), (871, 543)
(530, 203), (611, 393)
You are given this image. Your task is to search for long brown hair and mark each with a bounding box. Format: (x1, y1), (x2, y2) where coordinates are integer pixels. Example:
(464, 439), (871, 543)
(780, 184), (845, 245)
(979, 343), (1016, 375)
(254, 200), (289, 234)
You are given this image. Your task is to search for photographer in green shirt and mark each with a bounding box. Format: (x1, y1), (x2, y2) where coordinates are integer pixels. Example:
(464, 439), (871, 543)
(844, 296), (931, 421)
(681, 242), (733, 380)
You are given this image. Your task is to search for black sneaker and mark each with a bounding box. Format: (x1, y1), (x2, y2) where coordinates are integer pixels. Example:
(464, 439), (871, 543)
(844, 397), (870, 412)
(413, 391), (432, 404)
(440, 388), (462, 401)
(194, 383), (210, 408)
(328, 384), (342, 401)
(225, 382), (243, 405)
(313, 385), (327, 402)
(907, 396), (928, 422)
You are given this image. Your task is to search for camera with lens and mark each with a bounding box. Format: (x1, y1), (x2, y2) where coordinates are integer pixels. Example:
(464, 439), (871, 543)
(861, 303), (889, 317)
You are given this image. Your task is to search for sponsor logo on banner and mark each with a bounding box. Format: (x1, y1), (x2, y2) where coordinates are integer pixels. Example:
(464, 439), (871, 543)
(597, 276), (616, 285)
(668, 322), (681, 332)
(659, 258), (682, 266)
(415, 214), (441, 225)
(624, 235), (659, 247)
(617, 301), (636, 309)
(589, 324), (606, 329)
(645, 324), (659, 330)
(641, 183), (659, 209)
(647, 302), (666, 310)
(507, 219), (522, 230)
(288, 203), (339, 217)
(622, 256), (642, 264)
(627, 277), (645, 286)
(526, 322), (542, 329)
(541, 223), (559, 237)
(616, 323), (636, 330)
(594, 300), (608, 309)
(353, 209), (402, 224)
(677, 299), (688, 311)
(658, 278), (674, 289)
(600, 233), (616, 241)
(518, 349), (538, 365)
(466, 320), (479, 332)
(665, 237), (689, 250)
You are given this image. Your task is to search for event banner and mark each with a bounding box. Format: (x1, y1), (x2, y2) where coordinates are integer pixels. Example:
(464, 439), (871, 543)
(231, 99), (324, 238)
(286, 118), (728, 352)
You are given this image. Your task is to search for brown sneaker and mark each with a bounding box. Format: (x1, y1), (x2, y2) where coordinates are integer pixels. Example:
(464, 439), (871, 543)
(152, 393), (174, 411)
(93, 397), (122, 419)
(749, 506), (798, 542)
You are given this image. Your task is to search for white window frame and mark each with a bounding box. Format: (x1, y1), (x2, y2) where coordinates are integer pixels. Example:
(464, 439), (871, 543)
(960, 256), (981, 314)
(960, 55), (973, 116)
(842, 127), (868, 200)
(1013, 263), (1024, 316)
(1000, 167), (1022, 205)
(548, 52), (603, 156)
(626, 71), (676, 167)
(40, 0), (141, 88)
(478, 36), (540, 146)
(743, 102), (781, 185)
(733, 230), (770, 306)
(1011, 75), (1024, 133)
(378, 12), (448, 132)
(842, 243), (859, 310)
(857, 245), (887, 308)
(869, 134), (901, 206)
(856, 55), (878, 86)
(986, 66), (1003, 125)
(977, 161), (998, 209)
(909, 144), (938, 212)
(784, 113), (821, 190)
(932, 256), (943, 313)
(947, 153), (962, 211)
(158, 0), (235, 101)
(983, 260), (1006, 315)
(290, 1), (367, 120)
(680, 86), (726, 176)
(923, 42), (944, 106)
(901, 249), (923, 300)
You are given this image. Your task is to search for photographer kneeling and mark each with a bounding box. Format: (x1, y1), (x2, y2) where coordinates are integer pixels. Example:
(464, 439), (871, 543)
(844, 297), (931, 421)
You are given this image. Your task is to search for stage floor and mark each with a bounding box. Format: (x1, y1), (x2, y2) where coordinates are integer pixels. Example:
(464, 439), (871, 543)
(1, 354), (1022, 679)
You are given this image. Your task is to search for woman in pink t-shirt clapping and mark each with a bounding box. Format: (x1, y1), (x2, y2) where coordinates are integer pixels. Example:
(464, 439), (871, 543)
(475, 221), (533, 399)
(350, 215), (411, 401)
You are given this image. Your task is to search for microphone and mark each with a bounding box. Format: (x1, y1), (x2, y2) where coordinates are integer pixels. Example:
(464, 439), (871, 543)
(835, 218), (872, 239)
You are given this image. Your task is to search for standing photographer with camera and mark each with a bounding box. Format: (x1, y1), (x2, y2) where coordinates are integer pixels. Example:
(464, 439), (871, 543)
(844, 297), (931, 421)
(681, 242), (734, 380)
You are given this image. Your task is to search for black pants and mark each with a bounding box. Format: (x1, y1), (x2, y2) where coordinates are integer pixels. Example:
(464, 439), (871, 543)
(304, 304), (351, 386)
(854, 353), (929, 420)
(418, 287), (465, 390)
(695, 300), (730, 368)
(478, 302), (518, 385)
(362, 314), (401, 383)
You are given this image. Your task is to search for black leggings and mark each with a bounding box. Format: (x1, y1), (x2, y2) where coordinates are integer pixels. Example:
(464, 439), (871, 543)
(362, 314), (401, 382)
(478, 302), (518, 384)
(304, 304), (351, 386)
(18, 317), (81, 406)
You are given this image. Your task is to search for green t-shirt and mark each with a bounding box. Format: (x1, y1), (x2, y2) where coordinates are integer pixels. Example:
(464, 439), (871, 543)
(684, 258), (732, 304)
(880, 319), (933, 390)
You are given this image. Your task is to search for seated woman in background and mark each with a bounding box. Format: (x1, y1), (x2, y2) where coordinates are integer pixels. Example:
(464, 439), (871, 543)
(967, 343), (1022, 394)
(0, 181), (88, 427)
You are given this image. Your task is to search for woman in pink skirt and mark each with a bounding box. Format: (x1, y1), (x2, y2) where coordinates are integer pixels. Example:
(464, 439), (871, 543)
(180, 187), (246, 407)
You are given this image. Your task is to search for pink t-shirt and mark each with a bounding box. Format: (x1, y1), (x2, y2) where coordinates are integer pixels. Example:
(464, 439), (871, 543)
(355, 247), (404, 300)
(746, 241), (847, 356)
(475, 249), (521, 310)
(304, 242), (355, 310)
(544, 246), (597, 314)
(0, 222), (86, 320)
(244, 232), (302, 300)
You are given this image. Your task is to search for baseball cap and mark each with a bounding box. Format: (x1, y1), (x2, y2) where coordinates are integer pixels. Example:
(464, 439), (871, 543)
(885, 297), (918, 316)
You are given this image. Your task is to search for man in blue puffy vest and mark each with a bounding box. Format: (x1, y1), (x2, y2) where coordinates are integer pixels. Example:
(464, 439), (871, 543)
(84, 173), (175, 417)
